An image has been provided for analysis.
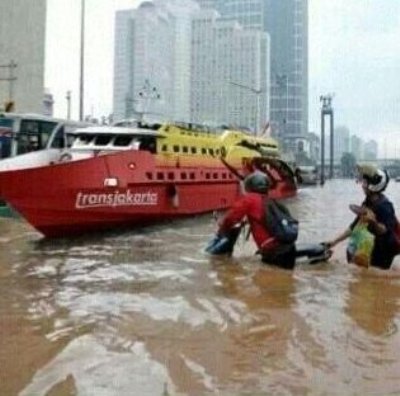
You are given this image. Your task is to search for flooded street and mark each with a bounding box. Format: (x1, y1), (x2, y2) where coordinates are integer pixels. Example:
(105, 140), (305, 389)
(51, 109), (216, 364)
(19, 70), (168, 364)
(1, 179), (400, 395)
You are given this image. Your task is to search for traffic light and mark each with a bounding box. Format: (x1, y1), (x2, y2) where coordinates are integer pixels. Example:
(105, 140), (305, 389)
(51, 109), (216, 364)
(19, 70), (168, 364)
(4, 101), (15, 112)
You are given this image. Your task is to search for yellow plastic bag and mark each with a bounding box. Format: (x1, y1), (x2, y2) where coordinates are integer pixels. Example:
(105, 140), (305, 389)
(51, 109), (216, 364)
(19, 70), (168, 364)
(347, 222), (374, 267)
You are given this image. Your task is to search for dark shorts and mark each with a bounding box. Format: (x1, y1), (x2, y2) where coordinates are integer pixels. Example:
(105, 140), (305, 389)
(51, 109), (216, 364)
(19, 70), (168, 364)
(261, 244), (296, 270)
(371, 244), (397, 270)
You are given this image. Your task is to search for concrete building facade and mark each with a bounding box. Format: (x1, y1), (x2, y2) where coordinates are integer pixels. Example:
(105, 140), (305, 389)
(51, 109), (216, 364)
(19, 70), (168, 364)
(196, 0), (308, 143)
(0, 0), (46, 113)
(113, 0), (199, 122)
(265, 0), (308, 144)
(191, 9), (269, 130)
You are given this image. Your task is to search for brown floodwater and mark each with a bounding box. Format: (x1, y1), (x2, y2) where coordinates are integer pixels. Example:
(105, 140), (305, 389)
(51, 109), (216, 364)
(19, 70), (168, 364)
(1, 179), (400, 395)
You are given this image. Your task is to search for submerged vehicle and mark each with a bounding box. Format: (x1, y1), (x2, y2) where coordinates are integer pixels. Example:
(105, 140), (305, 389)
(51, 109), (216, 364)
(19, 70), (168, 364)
(205, 225), (332, 265)
(0, 112), (89, 215)
(295, 165), (319, 186)
(0, 112), (89, 169)
(0, 122), (297, 237)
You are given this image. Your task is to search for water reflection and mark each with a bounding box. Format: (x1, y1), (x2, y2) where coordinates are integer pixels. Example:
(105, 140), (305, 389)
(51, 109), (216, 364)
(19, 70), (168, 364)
(1, 180), (400, 394)
(346, 274), (400, 336)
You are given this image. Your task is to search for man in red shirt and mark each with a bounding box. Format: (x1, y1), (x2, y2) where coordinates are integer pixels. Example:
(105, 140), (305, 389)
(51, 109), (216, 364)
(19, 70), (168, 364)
(217, 171), (296, 269)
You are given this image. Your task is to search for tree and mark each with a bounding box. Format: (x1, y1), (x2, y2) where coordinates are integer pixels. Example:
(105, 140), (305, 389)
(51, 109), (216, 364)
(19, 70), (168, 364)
(341, 152), (357, 178)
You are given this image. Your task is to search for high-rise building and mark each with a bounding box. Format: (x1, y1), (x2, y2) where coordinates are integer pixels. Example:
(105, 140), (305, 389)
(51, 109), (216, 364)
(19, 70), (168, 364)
(350, 134), (364, 160)
(196, 0), (264, 30)
(113, 0), (199, 122)
(191, 9), (269, 130)
(0, 0), (47, 113)
(196, 0), (308, 143)
(265, 0), (308, 143)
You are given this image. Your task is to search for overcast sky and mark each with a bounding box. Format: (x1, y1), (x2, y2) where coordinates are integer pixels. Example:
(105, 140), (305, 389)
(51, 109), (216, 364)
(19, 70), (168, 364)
(45, 0), (400, 154)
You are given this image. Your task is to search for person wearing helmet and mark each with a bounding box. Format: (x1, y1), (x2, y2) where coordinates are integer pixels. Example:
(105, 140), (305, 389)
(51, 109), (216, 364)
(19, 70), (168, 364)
(216, 171), (296, 269)
(327, 164), (399, 269)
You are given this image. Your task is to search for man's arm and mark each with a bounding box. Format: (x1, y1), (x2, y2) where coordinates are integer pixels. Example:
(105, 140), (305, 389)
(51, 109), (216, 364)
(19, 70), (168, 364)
(218, 197), (249, 235)
(326, 228), (352, 248)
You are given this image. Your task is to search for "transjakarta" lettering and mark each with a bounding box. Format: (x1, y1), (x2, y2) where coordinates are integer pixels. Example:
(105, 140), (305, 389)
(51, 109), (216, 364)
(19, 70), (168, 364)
(75, 190), (158, 208)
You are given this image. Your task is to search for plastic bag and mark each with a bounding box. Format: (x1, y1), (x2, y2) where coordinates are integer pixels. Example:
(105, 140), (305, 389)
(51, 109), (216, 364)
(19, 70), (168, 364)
(346, 222), (374, 267)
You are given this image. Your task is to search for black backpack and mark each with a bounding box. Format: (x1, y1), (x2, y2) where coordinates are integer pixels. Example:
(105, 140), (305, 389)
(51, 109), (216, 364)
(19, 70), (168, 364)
(264, 198), (299, 244)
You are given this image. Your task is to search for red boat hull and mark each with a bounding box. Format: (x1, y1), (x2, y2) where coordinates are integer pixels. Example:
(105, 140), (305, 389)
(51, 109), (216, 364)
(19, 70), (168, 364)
(0, 150), (296, 237)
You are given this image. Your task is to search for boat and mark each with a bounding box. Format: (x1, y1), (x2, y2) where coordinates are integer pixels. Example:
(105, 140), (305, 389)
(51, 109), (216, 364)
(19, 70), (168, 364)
(0, 122), (297, 237)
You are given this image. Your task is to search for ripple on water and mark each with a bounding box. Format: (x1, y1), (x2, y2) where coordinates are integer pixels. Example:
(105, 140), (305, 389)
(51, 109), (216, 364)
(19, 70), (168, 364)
(20, 335), (174, 396)
(3, 180), (400, 395)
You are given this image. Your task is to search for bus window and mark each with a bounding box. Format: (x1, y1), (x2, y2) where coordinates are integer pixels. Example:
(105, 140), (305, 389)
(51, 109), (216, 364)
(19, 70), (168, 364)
(18, 119), (57, 153)
(0, 118), (13, 159)
(39, 121), (57, 148)
(50, 126), (65, 149)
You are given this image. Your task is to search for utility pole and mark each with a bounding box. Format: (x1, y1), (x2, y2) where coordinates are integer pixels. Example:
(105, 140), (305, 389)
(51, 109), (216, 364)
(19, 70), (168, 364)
(0, 60), (18, 105)
(320, 94), (335, 184)
(66, 91), (71, 120)
(79, 0), (85, 121)
(230, 81), (263, 135)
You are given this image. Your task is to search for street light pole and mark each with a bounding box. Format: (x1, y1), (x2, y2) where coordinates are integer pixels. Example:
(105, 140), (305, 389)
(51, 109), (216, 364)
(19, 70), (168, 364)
(229, 81), (262, 135)
(66, 91), (71, 120)
(275, 74), (288, 143)
(320, 94), (335, 184)
(79, 0), (85, 121)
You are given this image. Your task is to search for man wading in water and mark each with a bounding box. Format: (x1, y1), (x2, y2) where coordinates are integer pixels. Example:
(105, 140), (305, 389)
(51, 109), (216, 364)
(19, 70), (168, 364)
(327, 164), (400, 270)
(216, 171), (297, 269)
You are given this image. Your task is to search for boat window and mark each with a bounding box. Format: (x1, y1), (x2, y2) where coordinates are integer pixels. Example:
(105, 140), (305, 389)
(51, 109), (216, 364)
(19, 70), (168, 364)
(222, 173), (227, 179)
(215, 149), (220, 155)
(146, 172), (153, 180)
(95, 134), (113, 146)
(213, 172), (218, 179)
(189, 172), (195, 180)
(50, 126), (65, 149)
(162, 144), (168, 152)
(173, 145), (180, 153)
(114, 135), (133, 147)
(181, 172), (187, 180)
(209, 148), (214, 156)
(138, 137), (156, 153)
(168, 172), (175, 180)
(157, 172), (165, 180)
(201, 148), (207, 155)
(191, 147), (197, 154)
(182, 146), (188, 153)
(78, 134), (95, 145)
(205, 173), (210, 179)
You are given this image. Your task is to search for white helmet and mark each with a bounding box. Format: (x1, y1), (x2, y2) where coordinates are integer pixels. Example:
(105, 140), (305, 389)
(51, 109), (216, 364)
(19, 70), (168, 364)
(357, 164), (389, 193)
